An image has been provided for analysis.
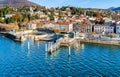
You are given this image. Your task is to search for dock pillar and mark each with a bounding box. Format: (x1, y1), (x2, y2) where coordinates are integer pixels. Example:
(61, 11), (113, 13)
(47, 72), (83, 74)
(68, 46), (71, 57)
(45, 43), (48, 52)
(50, 42), (52, 53)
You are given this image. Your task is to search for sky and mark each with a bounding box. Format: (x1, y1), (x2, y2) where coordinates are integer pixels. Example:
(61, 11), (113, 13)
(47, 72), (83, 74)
(29, 0), (120, 9)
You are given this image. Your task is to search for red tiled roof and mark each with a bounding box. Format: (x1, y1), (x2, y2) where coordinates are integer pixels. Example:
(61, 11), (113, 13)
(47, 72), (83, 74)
(53, 21), (72, 25)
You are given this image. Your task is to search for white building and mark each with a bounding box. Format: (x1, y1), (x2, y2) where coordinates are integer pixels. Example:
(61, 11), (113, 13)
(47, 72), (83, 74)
(5, 14), (15, 18)
(54, 22), (73, 33)
(103, 18), (112, 25)
(116, 25), (120, 34)
(94, 25), (114, 33)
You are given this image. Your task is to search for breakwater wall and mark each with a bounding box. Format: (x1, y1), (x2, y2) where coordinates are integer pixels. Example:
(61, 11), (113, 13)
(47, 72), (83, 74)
(80, 39), (120, 46)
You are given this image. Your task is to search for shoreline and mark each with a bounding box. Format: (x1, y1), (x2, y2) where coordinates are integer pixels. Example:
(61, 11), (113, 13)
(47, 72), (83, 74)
(80, 39), (120, 46)
(1, 31), (120, 47)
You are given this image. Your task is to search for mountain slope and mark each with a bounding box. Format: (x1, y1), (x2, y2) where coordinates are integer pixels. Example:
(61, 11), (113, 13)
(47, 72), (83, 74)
(0, 0), (40, 8)
(108, 7), (115, 10)
(108, 7), (120, 11)
(112, 7), (120, 11)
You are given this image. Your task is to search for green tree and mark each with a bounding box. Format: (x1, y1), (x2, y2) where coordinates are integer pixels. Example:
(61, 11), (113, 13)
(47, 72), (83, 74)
(48, 14), (54, 21)
(4, 18), (10, 24)
(0, 18), (4, 23)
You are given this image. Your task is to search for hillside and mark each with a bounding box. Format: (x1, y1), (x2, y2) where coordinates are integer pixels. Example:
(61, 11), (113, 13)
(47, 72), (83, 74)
(0, 0), (40, 8)
(112, 7), (120, 11)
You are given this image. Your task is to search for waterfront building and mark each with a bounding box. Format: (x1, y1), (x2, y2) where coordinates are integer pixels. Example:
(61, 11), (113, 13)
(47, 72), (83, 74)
(80, 22), (93, 33)
(86, 23), (93, 33)
(54, 21), (73, 33)
(94, 25), (114, 33)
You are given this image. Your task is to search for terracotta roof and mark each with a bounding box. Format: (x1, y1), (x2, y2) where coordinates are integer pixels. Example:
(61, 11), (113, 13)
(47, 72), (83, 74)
(53, 21), (72, 25)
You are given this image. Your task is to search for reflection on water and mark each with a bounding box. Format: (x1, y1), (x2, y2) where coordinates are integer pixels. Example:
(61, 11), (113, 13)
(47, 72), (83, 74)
(81, 43), (85, 49)
(37, 42), (40, 48)
(46, 49), (60, 59)
(27, 48), (30, 57)
(1, 36), (120, 76)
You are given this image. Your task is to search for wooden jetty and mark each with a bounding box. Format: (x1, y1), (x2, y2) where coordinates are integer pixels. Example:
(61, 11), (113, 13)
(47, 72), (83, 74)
(46, 41), (61, 54)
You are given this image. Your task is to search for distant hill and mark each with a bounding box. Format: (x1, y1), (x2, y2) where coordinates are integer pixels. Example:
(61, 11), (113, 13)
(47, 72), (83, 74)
(108, 7), (115, 10)
(0, 0), (40, 8)
(108, 7), (120, 11)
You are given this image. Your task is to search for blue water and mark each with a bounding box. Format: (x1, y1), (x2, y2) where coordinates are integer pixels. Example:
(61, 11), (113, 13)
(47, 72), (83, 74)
(0, 36), (120, 76)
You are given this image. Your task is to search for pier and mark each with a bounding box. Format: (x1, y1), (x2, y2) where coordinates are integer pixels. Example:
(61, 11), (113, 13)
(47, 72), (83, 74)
(46, 41), (61, 54)
(45, 37), (76, 54)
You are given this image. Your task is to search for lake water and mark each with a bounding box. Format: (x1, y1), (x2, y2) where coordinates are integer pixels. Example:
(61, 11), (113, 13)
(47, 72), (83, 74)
(0, 36), (120, 76)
